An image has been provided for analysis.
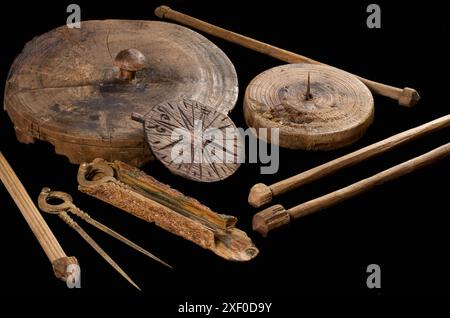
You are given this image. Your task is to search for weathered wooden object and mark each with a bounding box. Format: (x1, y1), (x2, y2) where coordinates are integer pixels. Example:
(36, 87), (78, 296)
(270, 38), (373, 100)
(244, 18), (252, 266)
(38, 188), (171, 270)
(38, 188), (171, 290)
(133, 99), (241, 182)
(155, 5), (420, 107)
(253, 143), (450, 236)
(248, 114), (450, 207)
(4, 20), (238, 166)
(0, 151), (78, 281)
(77, 159), (258, 261)
(244, 64), (374, 150)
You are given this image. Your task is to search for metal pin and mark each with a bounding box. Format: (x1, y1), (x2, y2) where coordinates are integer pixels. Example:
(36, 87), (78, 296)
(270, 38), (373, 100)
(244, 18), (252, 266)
(304, 72), (312, 100)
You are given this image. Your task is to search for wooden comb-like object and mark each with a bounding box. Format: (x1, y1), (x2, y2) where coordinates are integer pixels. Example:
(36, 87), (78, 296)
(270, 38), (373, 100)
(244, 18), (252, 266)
(77, 158), (258, 261)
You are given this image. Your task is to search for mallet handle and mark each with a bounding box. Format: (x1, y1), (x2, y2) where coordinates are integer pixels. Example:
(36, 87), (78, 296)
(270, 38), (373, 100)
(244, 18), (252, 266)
(288, 142), (450, 219)
(253, 143), (450, 236)
(248, 115), (450, 208)
(155, 5), (420, 107)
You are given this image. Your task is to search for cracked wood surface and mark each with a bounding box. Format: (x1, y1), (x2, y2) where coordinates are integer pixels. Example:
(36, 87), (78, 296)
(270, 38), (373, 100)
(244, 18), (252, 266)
(244, 64), (374, 150)
(4, 20), (238, 166)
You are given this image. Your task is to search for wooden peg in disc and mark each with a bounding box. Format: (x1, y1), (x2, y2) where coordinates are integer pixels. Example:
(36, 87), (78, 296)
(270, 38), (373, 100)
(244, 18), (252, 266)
(244, 64), (374, 150)
(133, 99), (241, 182)
(4, 20), (238, 166)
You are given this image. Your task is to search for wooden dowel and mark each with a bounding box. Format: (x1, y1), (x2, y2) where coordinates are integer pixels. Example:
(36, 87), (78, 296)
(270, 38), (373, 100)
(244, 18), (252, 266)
(155, 5), (420, 107)
(253, 143), (450, 236)
(0, 151), (78, 281)
(248, 114), (450, 207)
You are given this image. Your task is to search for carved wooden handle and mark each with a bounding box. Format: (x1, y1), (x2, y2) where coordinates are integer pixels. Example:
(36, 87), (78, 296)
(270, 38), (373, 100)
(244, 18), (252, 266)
(155, 5), (420, 107)
(253, 143), (450, 236)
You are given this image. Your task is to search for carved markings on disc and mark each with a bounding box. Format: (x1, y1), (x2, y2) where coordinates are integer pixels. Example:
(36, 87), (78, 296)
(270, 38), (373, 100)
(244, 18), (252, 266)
(133, 100), (241, 182)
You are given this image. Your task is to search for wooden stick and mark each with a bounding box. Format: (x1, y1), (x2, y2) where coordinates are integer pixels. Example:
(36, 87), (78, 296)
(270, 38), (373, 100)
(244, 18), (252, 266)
(155, 5), (420, 107)
(253, 143), (450, 236)
(248, 114), (450, 207)
(0, 151), (78, 281)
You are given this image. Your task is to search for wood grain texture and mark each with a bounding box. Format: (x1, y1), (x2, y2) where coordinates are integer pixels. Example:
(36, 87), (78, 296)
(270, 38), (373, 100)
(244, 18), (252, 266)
(244, 64), (374, 150)
(253, 143), (450, 236)
(78, 159), (258, 261)
(0, 151), (78, 281)
(155, 5), (420, 107)
(4, 20), (238, 166)
(133, 99), (241, 182)
(248, 114), (450, 207)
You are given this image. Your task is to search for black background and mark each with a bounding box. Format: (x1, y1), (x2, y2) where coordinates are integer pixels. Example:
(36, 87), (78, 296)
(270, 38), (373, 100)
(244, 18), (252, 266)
(0, 0), (448, 304)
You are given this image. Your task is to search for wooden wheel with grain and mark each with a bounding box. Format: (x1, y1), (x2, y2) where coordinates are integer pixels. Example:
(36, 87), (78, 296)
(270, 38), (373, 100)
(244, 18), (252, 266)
(243, 64), (374, 150)
(4, 20), (238, 166)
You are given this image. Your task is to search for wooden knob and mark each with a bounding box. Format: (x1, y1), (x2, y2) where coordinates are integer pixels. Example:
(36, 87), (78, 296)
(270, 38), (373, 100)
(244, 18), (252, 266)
(398, 87), (421, 107)
(52, 256), (79, 282)
(248, 183), (273, 207)
(155, 5), (171, 18)
(114, 48), (146, 81)
(252, 204), (291, 237)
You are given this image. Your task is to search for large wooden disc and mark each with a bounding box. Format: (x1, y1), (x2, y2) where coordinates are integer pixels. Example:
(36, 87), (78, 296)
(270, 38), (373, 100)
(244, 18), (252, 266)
(134, 99), (241, 182)
(244, 64), (374, 150)
(4, 20), (238, 166)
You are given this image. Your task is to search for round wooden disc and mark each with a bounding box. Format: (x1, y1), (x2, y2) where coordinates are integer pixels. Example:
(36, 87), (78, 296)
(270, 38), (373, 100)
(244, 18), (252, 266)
(243, 64), (374, 150)
(4, 20), (238, 166)
(138, 99), (241, 182)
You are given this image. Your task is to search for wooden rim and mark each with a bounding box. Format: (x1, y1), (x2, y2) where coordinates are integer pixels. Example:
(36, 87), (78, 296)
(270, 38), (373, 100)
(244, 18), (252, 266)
(138, 99), (241, 182)
(4, 20), (238, 165)
(244, 64), (374, 150)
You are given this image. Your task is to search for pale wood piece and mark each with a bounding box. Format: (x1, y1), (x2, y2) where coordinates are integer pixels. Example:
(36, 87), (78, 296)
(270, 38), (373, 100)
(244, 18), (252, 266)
(253, 143), (450, 236)
(244, 64), (374, 150)
(4, 20), (238, 166)
(0, 151), (78, 281)
(155, 5), (420, 107)
(133, 99), (241, 182)
(77, 159), (258, 262)
(248, 114), (450, 207)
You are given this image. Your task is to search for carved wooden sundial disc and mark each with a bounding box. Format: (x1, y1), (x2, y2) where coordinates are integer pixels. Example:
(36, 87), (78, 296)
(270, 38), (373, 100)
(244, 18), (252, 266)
(133, 99), (241, 182)
(4, 20), (238, 166)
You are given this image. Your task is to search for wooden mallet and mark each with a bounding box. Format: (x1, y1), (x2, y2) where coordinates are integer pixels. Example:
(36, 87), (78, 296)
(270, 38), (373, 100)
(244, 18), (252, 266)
(253, 142), (450, 236)
(248, 115), (450, 208)
(155, 5), (420, 107)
